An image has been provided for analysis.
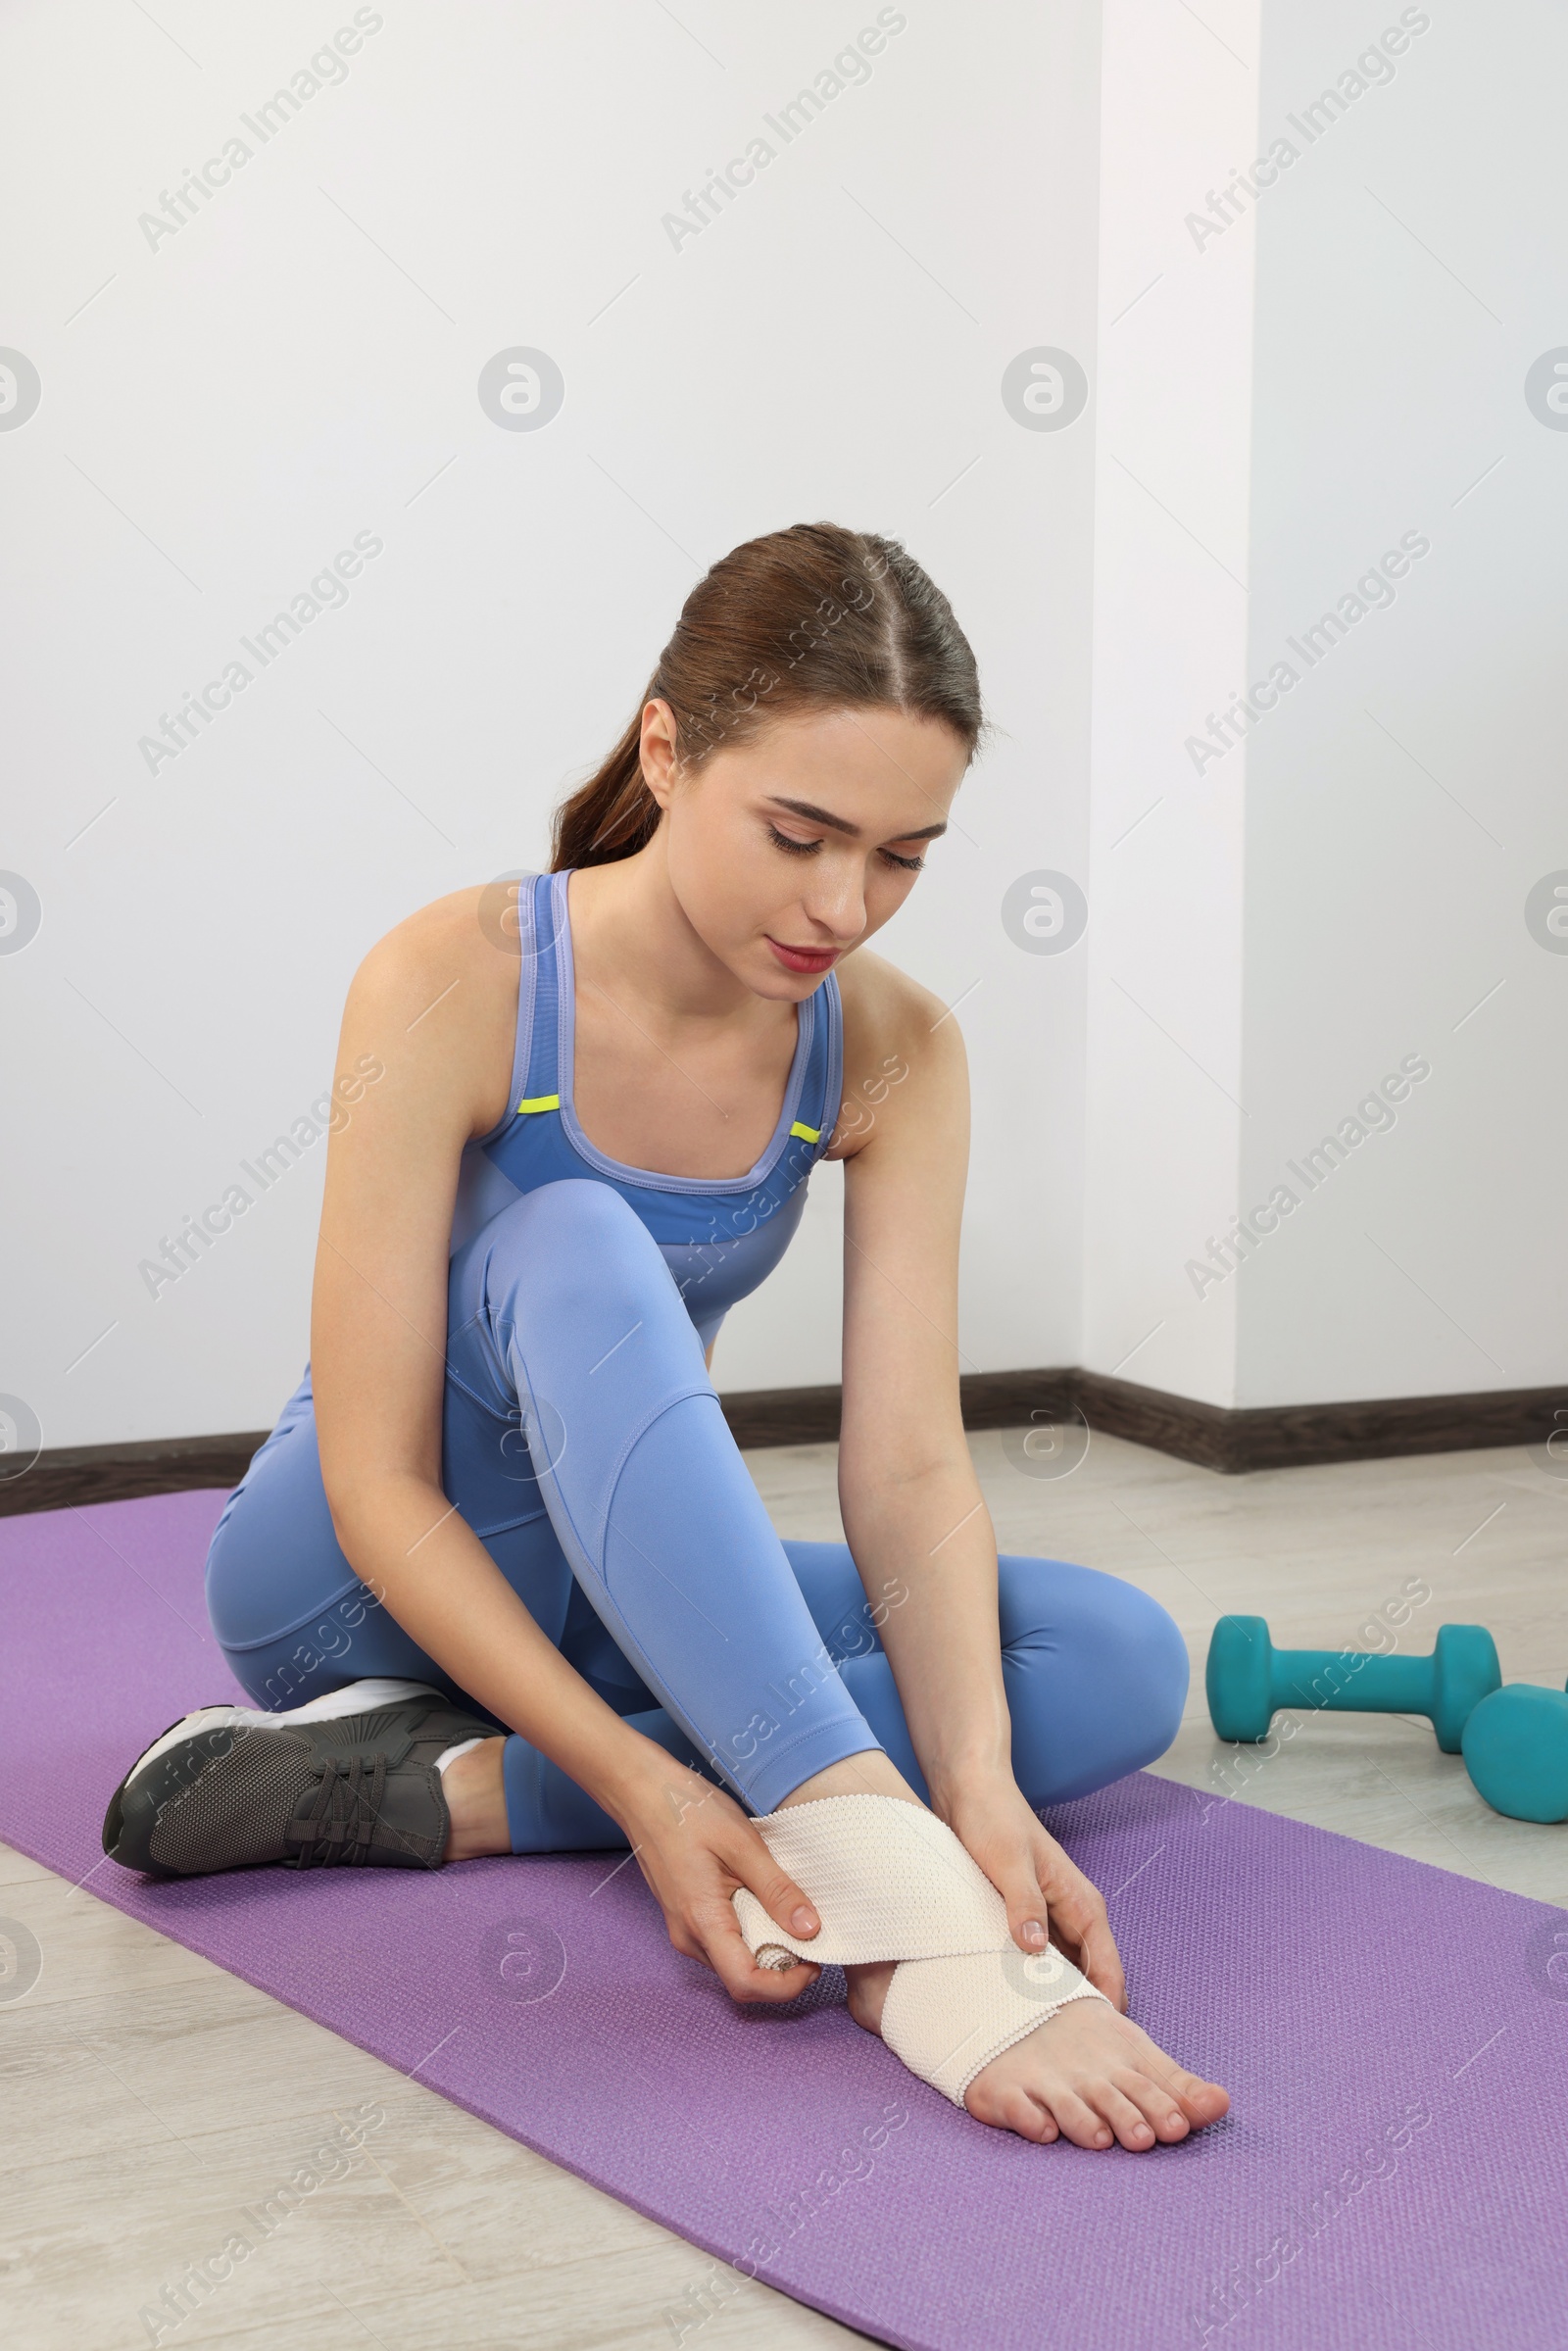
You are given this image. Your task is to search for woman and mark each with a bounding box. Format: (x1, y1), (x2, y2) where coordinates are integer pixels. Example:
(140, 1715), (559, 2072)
(104, 523), (1227, 2152)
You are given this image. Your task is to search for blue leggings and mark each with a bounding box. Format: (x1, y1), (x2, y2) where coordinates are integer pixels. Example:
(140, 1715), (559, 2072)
(205, 1181), (1189, 1850)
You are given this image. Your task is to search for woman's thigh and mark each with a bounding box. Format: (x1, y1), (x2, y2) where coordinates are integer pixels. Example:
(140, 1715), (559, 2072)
(204, 1398), (456, 1707)
(204, 1375), (581, 1713)
(203, 1390), (837, 1735)
(202, 1318), (867, 1741)
(779, 1542), (1190, 1807)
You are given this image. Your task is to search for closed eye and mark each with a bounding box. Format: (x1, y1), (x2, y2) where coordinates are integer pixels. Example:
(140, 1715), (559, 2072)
(766, 824), (924, 874)
(766, 824), (818, 858)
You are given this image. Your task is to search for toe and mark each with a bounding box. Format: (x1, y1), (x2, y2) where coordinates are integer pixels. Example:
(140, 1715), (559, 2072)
(1006, 2089), (1058, 2144)
(964, 2077), (1057, 2142)
(1092, 2084), (1157, 2152)
(1172, 2072), (1230, 2126)
(1050, 2090), (1115, 2150)
(1113, 2069), (1191, 2144)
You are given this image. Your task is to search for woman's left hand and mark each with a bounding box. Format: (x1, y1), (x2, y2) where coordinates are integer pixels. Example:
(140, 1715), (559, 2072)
(937, 1772), (1127, 2012)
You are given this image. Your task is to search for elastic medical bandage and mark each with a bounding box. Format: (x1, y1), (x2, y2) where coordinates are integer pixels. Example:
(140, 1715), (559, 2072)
(731, 1793), (1109, 2106)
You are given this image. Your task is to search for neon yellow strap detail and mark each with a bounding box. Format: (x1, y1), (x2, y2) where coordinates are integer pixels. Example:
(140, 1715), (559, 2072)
(789, 1120), (821, 1144)
(515, 1094), (561, 1114)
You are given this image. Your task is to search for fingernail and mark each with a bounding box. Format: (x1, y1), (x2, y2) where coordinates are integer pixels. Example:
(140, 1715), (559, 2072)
(1021, 1919), (1047, 1948)
(791, 1905), (817, 1935)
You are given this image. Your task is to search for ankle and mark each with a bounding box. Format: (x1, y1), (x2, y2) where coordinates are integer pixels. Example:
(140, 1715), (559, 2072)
(441, 1737), (511, 1861)
(777, 1748), (925, 1811)
(845, 1957), (896, 2037)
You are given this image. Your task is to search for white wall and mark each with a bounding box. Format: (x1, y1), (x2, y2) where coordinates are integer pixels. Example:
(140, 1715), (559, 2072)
(1083, 0), (1568, 1411)
(1082, 0), (1259, 1406)
(1237, 0), (1568, 1405)
(0, 0), (1103, 1450)
(11, 1), (1552, 1459)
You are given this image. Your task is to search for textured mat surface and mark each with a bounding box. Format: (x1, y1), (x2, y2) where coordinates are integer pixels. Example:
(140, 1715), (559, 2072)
(3, 1491), (1565, 2351)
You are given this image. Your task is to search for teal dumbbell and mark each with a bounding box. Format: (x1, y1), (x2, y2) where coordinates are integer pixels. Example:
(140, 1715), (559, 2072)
(1205, 1616), (1500, 1753)
(1461, 1682), (1568, 1823)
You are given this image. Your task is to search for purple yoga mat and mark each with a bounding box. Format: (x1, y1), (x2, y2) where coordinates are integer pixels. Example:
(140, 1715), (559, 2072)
(3, 1491), (1564, 2351)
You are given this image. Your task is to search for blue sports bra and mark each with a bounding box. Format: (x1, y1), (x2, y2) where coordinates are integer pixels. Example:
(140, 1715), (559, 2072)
(450, 870), (844, 1348)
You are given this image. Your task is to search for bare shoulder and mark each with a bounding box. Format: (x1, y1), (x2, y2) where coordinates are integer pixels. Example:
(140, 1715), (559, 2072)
(353, 883), (516, 1001)
(827, 947), (967, 1161)
(342, 883), (522, 1139)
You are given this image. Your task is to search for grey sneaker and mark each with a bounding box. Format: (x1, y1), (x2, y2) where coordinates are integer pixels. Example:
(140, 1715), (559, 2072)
(103, 1678), (500, 1879)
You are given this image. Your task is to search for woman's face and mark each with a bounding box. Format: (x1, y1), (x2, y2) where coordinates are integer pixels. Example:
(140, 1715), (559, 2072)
(639, 699), (970, 1000)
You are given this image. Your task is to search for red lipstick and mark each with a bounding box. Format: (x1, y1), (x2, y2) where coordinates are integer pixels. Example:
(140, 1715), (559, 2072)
(765, 937), (841, 975)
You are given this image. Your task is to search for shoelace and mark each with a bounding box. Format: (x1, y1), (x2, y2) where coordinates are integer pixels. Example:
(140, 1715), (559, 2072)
(292, 1753), (388, 1868)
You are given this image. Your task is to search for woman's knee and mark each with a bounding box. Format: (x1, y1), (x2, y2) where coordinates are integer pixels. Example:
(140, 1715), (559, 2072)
(466, 1179), (687, 1341)
(1000, 1554), (1190, 1786)
(1103, 1582), (1190, 1765)
(483, 1179), (651, 1270)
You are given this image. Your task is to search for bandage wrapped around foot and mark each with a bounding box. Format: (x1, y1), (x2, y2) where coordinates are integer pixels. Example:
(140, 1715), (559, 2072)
(731, 1794), (1109, 2107)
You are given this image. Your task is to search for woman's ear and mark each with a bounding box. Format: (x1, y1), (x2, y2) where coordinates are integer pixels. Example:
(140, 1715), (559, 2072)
(639, 697), (681, 811)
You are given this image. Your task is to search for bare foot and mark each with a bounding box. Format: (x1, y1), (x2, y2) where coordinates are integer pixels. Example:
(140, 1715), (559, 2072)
(846, 1960), (1229, 2149)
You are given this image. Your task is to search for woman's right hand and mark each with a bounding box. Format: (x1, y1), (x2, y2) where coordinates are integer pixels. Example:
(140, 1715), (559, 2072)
(611, 1749), (824, 2003)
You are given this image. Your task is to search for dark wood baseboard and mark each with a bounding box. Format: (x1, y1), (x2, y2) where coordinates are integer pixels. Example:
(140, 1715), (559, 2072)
(1058, 1371), (1568, 1475)
(7, 1372), (1564, 1519)
(722, 1369), (1568, 1474)
(0, 1432), (274, 1521)
(715, 1382), (846, 1451)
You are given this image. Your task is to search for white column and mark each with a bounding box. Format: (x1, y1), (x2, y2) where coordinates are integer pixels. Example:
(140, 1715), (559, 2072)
(1082, 0), (1263, 1406)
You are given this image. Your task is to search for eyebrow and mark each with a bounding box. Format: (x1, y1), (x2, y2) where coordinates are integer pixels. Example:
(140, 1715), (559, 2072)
(765, 795), (948, 843)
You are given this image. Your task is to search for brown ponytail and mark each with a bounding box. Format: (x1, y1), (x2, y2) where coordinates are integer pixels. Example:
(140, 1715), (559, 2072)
(550, 521), (985, 871)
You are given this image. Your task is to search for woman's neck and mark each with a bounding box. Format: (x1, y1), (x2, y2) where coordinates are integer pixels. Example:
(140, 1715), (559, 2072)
(566, 843), (762, 1035)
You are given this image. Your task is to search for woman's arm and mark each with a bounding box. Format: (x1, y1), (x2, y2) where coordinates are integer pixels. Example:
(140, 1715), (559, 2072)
(833, 955), (1124, 2001)
(310, 892), (821, 1997)
(834, 961), (1009, 1786)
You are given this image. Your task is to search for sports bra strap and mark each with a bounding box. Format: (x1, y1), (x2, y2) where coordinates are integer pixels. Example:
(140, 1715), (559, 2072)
(515, 872), (564, 1109)
(798, 969), (844, 1161)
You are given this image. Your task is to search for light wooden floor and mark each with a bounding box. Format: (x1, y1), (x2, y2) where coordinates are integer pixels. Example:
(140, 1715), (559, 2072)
(6, 1434), (1565, 2350)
